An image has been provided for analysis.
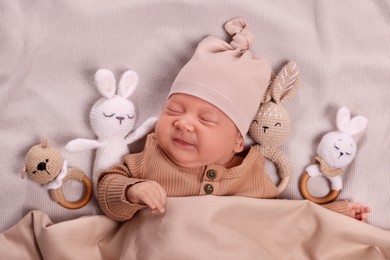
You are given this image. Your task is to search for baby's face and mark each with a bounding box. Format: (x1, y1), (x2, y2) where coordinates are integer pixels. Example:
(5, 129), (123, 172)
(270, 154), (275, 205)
(155, 94), (243, 168)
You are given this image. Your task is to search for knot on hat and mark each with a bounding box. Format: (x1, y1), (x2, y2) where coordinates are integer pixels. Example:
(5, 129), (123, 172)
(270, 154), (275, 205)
(224, 18), (254, 51)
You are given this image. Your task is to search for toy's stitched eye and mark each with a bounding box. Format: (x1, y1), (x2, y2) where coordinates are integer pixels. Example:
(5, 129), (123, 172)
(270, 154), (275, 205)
(334, 144), (340, 150)
(103, 112), (115, 118)
(33, 171), (37, 174)
(275, 122), (281, 127)
(252, 120), (259, 124)
(127, 114), (135, 119)
(346, 152), (352, 156)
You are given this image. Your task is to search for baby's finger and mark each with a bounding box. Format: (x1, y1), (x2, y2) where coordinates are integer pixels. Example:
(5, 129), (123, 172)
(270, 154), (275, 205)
(363, 206), (371, 213)
(149, 182), (167, 212)
(145, 189), (165, 213)
(141, 193), (159, 210)
(157, 185), (167, 208)
(152, 193), (166, 213)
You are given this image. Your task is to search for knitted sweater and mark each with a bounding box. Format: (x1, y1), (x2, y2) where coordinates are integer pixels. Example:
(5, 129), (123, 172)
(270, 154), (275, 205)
(98, 133), (349, 221)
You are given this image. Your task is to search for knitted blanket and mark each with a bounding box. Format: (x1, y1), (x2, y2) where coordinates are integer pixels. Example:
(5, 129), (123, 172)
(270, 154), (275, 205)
(1, 196), (389, 259)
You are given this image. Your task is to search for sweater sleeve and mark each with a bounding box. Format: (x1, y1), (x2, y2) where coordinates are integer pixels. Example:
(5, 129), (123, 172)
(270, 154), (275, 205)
(97, 144), (151, 221)
(97, 166), (147, 221)
(321, 200), (349, 216)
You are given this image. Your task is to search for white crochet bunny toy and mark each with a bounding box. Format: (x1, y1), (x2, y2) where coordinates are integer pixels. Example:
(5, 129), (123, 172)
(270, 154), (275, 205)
(300, 106), (368, 204)
(66, 69), (157, 196)
(248, 61), (300, 194)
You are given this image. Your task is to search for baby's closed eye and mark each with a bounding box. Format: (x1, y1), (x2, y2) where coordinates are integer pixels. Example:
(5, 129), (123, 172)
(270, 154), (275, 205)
(198, 114), (218, 124)
(166, 107), (183, 115)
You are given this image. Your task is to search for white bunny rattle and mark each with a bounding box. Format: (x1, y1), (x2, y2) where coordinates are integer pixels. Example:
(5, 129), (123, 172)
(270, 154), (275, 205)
(299, 106), (368, 204)
(66, 69), (157, 196)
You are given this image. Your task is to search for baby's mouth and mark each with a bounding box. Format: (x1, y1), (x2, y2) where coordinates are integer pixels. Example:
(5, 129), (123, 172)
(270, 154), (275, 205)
(173, 138), (194, 147)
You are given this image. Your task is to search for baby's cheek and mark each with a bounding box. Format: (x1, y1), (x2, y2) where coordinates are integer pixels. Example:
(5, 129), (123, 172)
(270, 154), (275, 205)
(154, 121), (164, 137)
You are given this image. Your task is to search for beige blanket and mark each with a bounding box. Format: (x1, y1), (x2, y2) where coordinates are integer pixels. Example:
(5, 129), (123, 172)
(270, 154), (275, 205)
(1, 197), (389, 259)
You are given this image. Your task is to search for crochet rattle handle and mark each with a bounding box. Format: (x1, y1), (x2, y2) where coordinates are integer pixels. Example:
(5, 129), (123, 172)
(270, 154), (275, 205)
(257, 145), (291, 194)
(277, 176), (290, 194)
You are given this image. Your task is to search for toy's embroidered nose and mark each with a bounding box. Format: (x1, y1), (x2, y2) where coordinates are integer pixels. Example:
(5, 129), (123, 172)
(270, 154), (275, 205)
(116, 116), (124, 124)
(262, 126), (269, 133)
(37, 162), (46, 171)
(37, 160), (51, 175)
(338, 152), (344, 158)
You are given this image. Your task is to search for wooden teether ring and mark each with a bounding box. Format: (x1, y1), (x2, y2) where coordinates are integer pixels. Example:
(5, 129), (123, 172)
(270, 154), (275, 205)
(49, 168), (93, 209)
(299, 171), (340, 204)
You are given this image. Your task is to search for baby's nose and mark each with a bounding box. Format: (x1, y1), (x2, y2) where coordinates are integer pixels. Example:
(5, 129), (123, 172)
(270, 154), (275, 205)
(174, 120), (194, 132)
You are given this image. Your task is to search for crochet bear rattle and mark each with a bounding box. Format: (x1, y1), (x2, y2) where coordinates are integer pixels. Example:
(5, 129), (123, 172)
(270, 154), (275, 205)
(248, 61), (300, 194)
(21, 139), (93, 209)
(299, 106), (368, 204)
(65, 69), (157, 196)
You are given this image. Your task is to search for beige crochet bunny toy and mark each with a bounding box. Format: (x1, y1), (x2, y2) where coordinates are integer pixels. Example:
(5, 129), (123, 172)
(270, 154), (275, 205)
(21, 139), (93, 209)
(248, 61), (300, 194)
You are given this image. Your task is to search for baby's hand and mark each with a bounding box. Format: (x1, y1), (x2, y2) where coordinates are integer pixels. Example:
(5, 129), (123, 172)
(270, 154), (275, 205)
(348, 202), (371, 222)
(126, 181), (167, 213)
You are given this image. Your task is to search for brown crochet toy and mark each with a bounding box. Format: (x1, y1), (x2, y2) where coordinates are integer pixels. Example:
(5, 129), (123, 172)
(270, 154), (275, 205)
(21, 138), (93, 209)
(248, 61), (300, 194)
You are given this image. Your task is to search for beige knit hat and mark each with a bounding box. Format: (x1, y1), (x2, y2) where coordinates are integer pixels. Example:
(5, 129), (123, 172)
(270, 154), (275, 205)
(169, 18), (271, 137)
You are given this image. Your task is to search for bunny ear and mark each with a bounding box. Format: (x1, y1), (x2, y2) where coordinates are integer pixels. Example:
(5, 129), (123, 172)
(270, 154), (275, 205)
(262, 72), (276, 102)
(270, 61), (300, 104)
(118, 70), (138, 98)
(262, 84), (273, 102)
(348, 115), (368, 136)
(336, 106), (368, 135)
(336, 106), (351, 133)
(95, 69), (116, 98)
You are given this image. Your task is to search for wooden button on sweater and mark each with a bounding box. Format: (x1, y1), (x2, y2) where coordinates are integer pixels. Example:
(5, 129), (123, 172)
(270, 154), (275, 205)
(206, 169), (216, 180)
(204, 184), (214, 194)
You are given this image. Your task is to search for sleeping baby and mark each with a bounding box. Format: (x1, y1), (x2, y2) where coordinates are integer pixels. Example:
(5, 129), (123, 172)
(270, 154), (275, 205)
(97, 18), (370, 222)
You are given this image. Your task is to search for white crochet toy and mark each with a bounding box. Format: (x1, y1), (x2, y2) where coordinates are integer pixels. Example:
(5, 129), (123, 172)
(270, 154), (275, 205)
(300, 106), (368, 204)
(66, 69), (157, 195)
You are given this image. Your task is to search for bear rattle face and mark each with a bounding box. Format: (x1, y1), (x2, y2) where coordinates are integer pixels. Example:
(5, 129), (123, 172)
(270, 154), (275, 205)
(22, 140), (64, 185)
